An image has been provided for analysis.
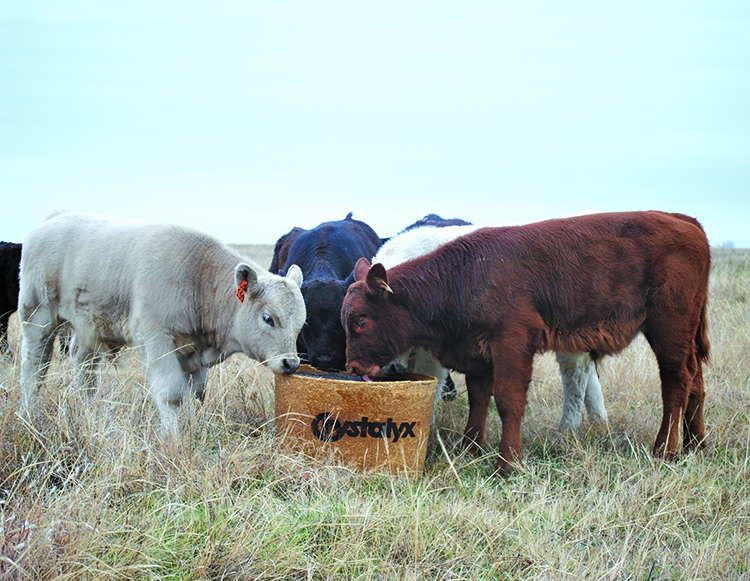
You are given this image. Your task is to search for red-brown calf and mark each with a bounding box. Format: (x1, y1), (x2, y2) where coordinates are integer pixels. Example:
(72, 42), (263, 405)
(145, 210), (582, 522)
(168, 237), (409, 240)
(342, 211), (710, 475)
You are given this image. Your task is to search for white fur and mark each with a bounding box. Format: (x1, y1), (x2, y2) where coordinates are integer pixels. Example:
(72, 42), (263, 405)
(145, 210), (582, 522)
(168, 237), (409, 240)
(18, 211), (306, 434)
(373, 226), (480, 411)
(373, 225), (608, 429)
(374, 225), (481, 269)
(555, 352), (608, 429)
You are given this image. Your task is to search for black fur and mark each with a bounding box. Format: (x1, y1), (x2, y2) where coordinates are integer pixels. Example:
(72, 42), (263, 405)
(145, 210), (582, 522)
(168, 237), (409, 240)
(0, 242), (22, 347)
(272, 213), (382, 371)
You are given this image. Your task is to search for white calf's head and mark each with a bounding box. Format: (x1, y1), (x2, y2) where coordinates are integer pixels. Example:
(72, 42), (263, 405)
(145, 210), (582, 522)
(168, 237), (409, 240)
(233, 262), (305, 374)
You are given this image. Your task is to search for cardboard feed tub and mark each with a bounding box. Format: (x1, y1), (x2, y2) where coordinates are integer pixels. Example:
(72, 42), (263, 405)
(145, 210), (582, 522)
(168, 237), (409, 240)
(275, 365), (438, 475)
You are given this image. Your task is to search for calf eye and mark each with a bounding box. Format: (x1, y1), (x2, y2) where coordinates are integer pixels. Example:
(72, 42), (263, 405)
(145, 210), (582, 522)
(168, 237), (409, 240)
(356, 317), (367, 331)
(263, 314), (275, 328)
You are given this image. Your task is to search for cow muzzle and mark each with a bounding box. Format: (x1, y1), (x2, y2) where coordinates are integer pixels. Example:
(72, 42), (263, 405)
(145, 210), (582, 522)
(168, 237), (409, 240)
(308, 352), (346, 372)
(269, 356), (301, 375)
(346, 362), (381, 380)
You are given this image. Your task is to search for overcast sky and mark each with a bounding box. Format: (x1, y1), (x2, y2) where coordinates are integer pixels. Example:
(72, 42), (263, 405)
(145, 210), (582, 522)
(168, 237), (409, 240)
(2, 1), (748, 247)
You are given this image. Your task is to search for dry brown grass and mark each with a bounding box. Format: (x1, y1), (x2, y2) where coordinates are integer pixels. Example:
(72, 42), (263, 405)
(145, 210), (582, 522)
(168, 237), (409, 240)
(0, 247), (748, 580)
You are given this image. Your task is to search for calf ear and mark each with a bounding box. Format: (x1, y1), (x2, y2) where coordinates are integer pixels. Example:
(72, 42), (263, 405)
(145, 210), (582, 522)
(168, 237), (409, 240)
(343, 269), (356, 288)
(366, 262), (393, 297)
(285, 264), (304, 288)
(354, 257), (371, 282)
(235, 263), (260, 300)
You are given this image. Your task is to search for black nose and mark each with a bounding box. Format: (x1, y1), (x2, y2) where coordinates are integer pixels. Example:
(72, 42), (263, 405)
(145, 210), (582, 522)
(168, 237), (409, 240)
(312, 353), (334, 370)
(281, 358), (299, 374)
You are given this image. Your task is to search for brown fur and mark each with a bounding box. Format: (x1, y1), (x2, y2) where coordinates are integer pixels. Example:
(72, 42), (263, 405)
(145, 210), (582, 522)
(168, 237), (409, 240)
(342, 211), (711, 475)
(269, 227), (305, 274)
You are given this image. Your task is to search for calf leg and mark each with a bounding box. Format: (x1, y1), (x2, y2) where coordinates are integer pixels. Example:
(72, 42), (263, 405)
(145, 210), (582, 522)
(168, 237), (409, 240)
(556, 352), (607, 429)
(138, 334), (189, 437)
(57, 322), (73, 356)
(683, 355), (706, 451)
(19, 308), (58, 412)
(645, 279), (709, 460)
(0, 313), (10, 350)
(492, 343), (535, 476)
(645, 337), (695, 461)
(583, 358), (607, 425)
(462, 373), (493, 453)
(189, 367), (209, 403)
(556, 352), (587, 430)
(653, 376), (689, 460)
(72, 344), (102, 397)
(412, 349), (456, 401)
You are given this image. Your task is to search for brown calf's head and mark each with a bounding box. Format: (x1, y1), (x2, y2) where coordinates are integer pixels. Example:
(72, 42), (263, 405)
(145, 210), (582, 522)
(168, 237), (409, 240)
(342, 258), (417, 379)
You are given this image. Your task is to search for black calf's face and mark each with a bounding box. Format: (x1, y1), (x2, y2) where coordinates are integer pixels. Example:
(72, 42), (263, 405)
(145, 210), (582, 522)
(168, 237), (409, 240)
(301, 280), (347, 371)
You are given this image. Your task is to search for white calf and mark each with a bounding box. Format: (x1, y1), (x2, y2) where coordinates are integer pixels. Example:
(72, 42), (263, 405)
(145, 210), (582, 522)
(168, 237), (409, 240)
(19, 211), (306, 434)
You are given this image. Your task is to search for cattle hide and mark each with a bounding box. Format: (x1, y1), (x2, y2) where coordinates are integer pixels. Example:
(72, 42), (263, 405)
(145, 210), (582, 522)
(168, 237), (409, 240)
(372, 223), (608, 429)
(399, 213), (473, 233)
(272, 212), (382, 371)
(343, 211), (710, 475)
(19, 211), (306, 435)
(0, 241), (22, 349)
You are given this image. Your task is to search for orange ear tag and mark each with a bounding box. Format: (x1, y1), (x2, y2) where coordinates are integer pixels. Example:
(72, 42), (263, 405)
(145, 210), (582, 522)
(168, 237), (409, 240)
(236, 280), (248, 303)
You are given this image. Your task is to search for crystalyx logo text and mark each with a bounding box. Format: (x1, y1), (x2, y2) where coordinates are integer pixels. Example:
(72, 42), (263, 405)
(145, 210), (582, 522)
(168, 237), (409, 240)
(311, 413), (417, 443)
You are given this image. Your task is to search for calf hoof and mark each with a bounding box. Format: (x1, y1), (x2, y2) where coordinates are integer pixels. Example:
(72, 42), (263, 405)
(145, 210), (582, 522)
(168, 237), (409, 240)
(441, 375), (458, 401)
(493, 461), (515, 478)
(459, 434), (483, 456)
(683, 434), (707, 452)
(494, 444), (522, 476)
(652, 441), (678, 462)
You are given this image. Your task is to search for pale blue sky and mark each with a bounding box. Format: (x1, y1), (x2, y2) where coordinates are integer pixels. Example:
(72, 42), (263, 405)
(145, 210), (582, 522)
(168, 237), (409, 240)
(2, 1), (748, 246)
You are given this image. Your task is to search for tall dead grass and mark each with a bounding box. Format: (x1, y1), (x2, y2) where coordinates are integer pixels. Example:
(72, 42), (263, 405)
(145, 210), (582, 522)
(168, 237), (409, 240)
(0, 247), (748, 580)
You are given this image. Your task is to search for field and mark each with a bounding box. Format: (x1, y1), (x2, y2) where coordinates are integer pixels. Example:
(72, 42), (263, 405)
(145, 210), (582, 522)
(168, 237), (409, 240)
(0, 246), (748, 580)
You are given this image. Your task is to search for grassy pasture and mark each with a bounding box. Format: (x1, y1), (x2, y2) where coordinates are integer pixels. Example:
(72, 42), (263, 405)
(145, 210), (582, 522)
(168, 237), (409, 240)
(0, 246), (748, 580)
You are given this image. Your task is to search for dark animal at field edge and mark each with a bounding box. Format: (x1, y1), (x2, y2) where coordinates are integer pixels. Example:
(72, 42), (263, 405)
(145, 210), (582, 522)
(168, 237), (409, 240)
(0, 242), (22, 350)
(342, 211), (711, 476)
(271, 212), (383, 372)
